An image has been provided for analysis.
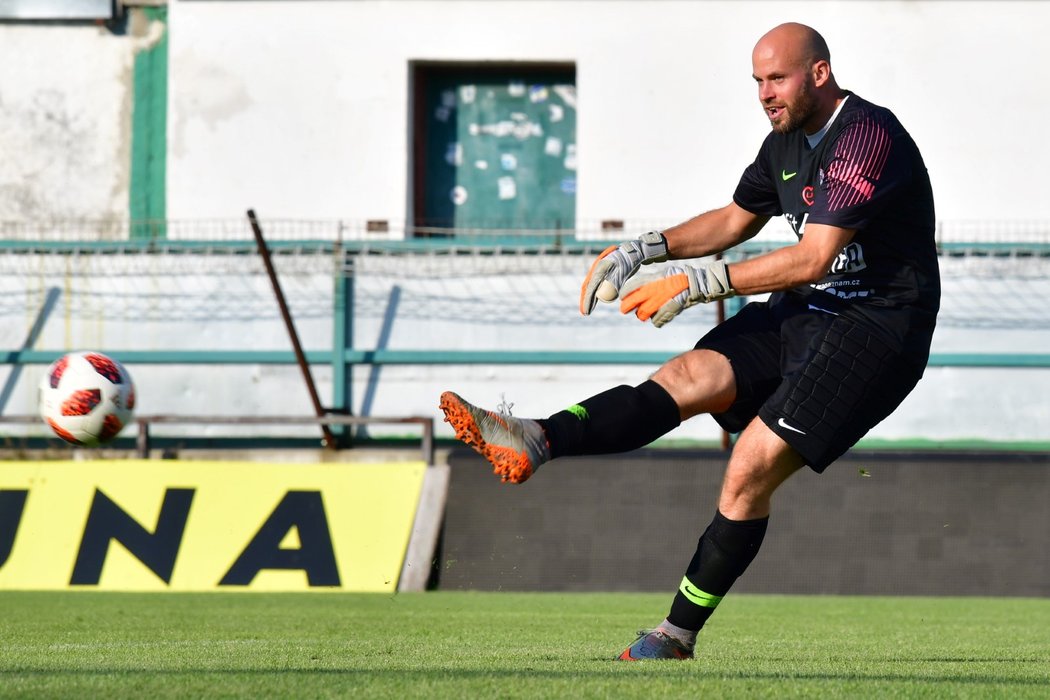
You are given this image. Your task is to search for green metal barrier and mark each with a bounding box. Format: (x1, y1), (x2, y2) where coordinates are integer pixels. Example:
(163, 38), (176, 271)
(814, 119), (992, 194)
(5, 348), (1049, 367)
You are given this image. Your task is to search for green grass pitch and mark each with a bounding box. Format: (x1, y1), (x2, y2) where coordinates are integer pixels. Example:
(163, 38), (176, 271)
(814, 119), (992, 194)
(1, 591), (1048, 698)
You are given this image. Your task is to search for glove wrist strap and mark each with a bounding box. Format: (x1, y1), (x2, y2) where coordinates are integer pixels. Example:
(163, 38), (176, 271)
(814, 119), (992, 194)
(638, 230), (669, 263)
(704, 260), (736, 301)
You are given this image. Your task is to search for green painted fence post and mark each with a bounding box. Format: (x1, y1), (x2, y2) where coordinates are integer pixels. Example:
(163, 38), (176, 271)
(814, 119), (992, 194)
(129, 6), (168, 240)
(330, 253), (354, 443)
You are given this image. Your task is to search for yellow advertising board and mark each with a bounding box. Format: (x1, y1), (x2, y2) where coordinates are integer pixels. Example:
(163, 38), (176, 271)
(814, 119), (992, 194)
(0, 460), (426, 592)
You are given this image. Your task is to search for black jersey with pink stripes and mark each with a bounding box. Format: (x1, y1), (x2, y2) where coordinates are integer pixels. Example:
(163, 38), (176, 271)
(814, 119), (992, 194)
(733, 93), (939, 345)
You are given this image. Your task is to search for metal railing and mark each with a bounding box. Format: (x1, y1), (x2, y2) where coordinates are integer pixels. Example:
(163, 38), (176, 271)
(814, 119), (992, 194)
(0, 216), (1045, 241)
(0, 414), (435, 465)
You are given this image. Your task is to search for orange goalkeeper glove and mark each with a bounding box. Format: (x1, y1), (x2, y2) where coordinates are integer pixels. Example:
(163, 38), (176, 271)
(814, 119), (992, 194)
(619, 260), (735, 327)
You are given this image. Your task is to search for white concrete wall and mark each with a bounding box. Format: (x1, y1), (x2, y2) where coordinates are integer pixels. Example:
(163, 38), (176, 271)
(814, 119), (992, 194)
(0, 24), (135, 221)
(0, 1), (1048, 447)
(168, 0), (1050, 226)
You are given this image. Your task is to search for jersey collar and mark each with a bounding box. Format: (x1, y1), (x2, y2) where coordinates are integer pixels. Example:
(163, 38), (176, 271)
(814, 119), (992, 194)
(806, 94), (850, 149)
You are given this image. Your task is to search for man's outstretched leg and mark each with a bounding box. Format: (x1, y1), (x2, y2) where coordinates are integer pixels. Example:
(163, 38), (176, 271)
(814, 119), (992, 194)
(439, 349), (735, 483)
(619, 417), (803, 660)
(439, 379), (683, 483)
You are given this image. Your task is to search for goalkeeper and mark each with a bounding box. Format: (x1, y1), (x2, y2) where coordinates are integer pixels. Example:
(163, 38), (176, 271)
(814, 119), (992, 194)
(440, 22), (940, 660)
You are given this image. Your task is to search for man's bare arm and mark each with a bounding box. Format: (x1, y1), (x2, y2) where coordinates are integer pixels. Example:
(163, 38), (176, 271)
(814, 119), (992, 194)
(619, 222), (856, 327)
(662, 202), (770, 259)
(727, 223), (855, 295)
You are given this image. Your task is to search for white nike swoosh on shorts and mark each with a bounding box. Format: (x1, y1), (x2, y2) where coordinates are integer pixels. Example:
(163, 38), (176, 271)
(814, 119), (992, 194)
(777, 417), (807, 435)
(807, 304), (839, 315)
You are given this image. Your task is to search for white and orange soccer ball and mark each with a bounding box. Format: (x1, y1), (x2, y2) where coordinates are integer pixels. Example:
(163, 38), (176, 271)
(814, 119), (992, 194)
(38, 351), (136, 446)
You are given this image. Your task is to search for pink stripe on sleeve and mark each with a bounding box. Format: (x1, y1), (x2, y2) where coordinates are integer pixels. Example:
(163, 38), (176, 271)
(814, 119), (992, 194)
(825, 118), (892, 212)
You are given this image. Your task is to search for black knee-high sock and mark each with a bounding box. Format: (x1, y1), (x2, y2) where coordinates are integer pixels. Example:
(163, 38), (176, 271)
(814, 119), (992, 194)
(537, 380), (680, 459)
(667, 511), (769, 632)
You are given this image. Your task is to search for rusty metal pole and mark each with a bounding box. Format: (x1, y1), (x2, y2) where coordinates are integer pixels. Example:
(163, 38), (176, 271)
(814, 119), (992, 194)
(248, 209), (336, 449)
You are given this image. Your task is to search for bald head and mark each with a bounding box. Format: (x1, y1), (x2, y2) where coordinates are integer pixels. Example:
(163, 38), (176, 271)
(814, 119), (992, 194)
(754, 22), (831, 72)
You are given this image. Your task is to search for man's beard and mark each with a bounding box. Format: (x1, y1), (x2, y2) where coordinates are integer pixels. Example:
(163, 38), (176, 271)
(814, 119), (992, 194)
(772, 80), (819, 134)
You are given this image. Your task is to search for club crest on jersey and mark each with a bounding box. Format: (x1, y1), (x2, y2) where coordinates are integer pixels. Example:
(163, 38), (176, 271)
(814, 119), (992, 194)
(802, 186), (815, 206)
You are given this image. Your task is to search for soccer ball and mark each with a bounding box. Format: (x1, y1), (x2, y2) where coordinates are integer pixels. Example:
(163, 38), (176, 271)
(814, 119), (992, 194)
(39, 351), (136, 446)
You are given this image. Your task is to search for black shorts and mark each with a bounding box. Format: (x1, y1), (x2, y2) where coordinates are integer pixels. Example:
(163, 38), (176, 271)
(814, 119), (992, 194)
(695, 294), (929, 472)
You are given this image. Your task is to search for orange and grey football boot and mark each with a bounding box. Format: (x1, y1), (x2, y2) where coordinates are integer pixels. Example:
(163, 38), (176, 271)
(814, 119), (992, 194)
(438, 391), (550, 484)
(617, 629), (694, 661)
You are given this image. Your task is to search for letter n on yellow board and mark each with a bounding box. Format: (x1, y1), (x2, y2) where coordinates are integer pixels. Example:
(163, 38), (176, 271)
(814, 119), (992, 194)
(0, 460), (426, 592)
